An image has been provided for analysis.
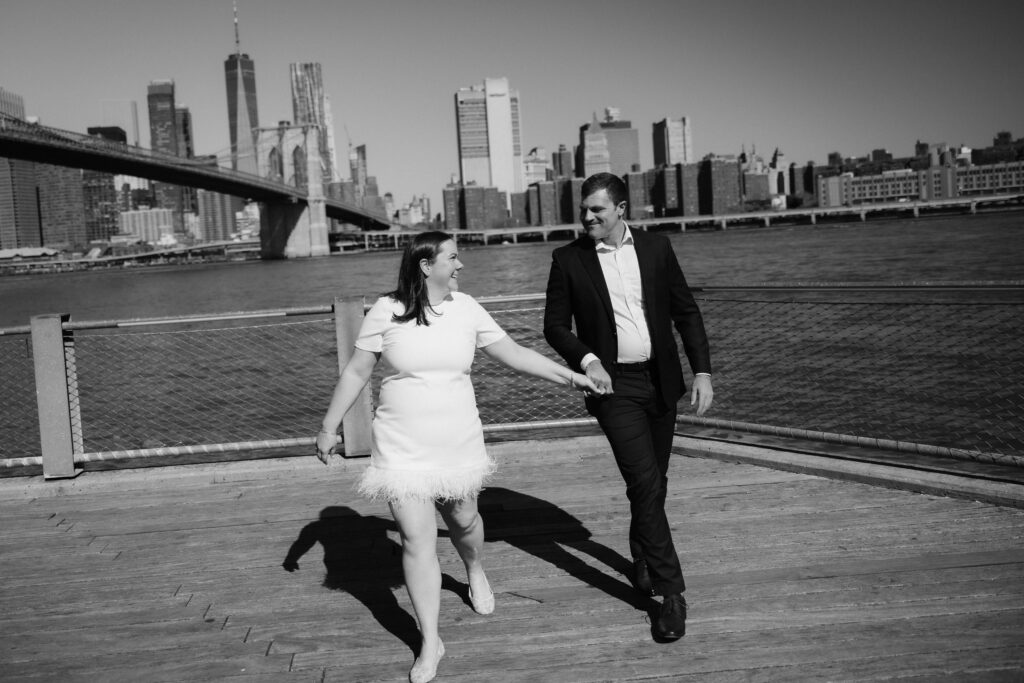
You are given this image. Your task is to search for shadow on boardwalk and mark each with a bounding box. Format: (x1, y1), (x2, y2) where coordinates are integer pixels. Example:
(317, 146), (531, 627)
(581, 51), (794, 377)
(278, 488), (651, 660)
(1, 434), (1022, 682)
(282, 506), (420, 654)
(480, 486), (650, 609)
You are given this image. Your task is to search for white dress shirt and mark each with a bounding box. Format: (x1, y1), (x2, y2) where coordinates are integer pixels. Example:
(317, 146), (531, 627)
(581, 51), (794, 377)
(579, 226), (648, 368)
(596, 226), (650, 363)
(581, 225), (711, 379)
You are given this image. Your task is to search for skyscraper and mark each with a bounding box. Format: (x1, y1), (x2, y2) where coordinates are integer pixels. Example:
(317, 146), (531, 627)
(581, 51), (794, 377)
(191, 155), (237, 241)
(84, 127), (125, 242)
(35, 163), (86, 248)
(349, 144), (367, 199)
(653, 117), (693, 166)
(175, 106), (194, 160)
(224, 1), (259, 175)
(289, 62), (338, 183)
(147, 79), (184, 231)
(0, 87), (40, 249)
(148, 80), (178, 157)
(455, 77), (524, 199)
(552, 144), (573, 178)
(577, 108), (639, 178)
(175, 106), (197, 215)
(323, 95), (339, 183)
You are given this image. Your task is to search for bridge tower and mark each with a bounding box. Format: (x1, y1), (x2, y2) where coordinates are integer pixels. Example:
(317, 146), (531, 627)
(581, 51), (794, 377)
(255, 124), (330, 258)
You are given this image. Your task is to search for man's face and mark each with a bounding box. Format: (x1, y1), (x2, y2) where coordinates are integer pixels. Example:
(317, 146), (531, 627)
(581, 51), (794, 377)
(580, 189), (626, 244)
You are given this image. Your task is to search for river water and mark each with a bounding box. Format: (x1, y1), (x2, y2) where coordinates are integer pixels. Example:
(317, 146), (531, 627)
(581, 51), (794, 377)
(1, 211), (1022, 328)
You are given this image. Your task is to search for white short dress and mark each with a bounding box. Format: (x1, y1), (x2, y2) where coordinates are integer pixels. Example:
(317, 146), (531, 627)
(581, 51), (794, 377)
(354, 292), (507, 503)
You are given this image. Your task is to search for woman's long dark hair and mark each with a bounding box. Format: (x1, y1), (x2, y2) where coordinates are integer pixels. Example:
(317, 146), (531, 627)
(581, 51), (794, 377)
(388, 230), (453, 326)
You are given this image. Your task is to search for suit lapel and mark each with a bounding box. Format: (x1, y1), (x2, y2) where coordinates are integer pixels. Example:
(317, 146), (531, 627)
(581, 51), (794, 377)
(578, 240), (615, 325)
(632, 229), (659, 327)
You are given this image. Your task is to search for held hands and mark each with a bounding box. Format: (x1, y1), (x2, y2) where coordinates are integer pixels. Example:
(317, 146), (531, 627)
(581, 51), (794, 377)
(571, 372), (606, 396)
(315, 430), (340, 465)
(584, 360), (614, 396)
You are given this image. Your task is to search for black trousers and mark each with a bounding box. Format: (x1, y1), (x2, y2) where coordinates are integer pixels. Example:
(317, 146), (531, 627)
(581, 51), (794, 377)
(589, 365), (685, 596)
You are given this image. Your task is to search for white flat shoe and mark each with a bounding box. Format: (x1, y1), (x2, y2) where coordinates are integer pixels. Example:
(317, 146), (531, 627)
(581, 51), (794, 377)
(468, 583), (495, 615)
(409, 640), (444, 683)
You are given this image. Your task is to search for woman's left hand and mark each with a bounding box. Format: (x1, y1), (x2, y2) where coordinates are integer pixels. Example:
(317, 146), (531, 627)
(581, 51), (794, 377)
(315, 431), (339, 464)
(573, 373), (608, 396)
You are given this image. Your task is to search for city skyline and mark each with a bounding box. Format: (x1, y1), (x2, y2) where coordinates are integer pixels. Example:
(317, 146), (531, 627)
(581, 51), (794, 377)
(1, 0), (1022, 213)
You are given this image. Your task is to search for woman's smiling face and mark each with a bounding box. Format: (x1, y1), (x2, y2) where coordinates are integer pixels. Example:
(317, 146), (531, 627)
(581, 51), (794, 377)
(422, 239), (463, 294)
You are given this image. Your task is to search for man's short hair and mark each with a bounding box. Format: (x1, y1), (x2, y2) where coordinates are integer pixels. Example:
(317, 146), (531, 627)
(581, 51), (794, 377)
(581, 172), (627, 206)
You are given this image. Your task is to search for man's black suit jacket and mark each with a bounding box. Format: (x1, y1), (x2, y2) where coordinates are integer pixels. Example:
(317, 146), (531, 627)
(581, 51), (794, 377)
(543, 228), (711, 410)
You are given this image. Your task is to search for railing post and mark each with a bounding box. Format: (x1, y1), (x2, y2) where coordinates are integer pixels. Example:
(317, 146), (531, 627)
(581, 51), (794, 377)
(30, 314), (81, 479)
(334, 297), (372, 458)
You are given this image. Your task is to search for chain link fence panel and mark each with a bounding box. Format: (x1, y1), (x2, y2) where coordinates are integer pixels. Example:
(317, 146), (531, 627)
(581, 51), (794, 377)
(0, 334), (39, 459)
(473, 303), (590, 424)
(699, 295), (1023, 462)
(68, 316), (338, 453)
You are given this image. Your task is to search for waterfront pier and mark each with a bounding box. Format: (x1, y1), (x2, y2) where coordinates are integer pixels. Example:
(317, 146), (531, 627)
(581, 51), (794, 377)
(1, 287), (1022, 679)
(1, 431), (1022, 681)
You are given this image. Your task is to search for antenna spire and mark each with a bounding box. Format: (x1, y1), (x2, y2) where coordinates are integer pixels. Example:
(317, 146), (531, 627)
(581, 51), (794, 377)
(233, 0), (241, 55)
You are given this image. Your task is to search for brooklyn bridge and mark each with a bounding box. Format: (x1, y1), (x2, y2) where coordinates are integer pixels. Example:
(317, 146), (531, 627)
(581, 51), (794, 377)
(0, 114), (391, 258)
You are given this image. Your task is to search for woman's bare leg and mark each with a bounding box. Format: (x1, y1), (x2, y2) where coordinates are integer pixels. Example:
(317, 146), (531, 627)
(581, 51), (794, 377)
(390, 498), (444, 681)
(439, 496), (493, 613)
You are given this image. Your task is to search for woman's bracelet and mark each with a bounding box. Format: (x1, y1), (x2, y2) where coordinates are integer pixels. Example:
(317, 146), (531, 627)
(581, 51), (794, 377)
(568, 373), (576, 389)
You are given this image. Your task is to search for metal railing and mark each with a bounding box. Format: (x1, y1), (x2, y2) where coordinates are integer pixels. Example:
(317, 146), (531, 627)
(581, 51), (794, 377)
(1, 288), (1021, 478)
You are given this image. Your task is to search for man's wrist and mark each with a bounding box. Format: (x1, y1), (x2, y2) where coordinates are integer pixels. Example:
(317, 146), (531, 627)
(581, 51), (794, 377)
(581, 354), (600, 371)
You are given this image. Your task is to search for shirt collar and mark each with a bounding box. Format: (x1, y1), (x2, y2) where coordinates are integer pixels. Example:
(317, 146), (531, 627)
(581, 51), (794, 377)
(595, 223), (633, 252)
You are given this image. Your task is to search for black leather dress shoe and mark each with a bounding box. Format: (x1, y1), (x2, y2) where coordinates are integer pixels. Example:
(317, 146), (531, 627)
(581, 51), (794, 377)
(631, 558), (655, 596)
(653, 594), (687, 640)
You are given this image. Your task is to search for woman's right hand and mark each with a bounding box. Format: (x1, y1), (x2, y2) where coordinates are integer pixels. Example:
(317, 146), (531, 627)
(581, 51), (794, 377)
(315, 430), (339, 464)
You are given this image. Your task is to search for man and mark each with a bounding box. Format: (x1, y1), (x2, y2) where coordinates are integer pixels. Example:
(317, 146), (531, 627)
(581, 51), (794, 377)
(543, 172), (713, 641)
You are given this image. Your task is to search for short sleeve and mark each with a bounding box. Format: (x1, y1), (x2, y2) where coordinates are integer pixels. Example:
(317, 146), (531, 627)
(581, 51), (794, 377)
(354, 297), (392, 353)
(469, 296), (507, 348)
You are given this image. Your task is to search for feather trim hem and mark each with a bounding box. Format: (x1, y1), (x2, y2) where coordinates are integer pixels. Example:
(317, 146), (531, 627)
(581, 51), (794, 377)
(356, 458), (497, 503)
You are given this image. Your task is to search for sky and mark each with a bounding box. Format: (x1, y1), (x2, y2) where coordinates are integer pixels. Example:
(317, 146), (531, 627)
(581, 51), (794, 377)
(2, 0), (1022, 213)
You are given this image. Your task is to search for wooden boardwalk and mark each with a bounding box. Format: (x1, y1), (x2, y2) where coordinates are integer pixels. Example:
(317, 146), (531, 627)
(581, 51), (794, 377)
(2, 434), (1023, 682)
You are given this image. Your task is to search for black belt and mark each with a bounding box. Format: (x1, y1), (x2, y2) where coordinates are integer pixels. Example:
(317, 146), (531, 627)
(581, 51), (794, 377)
(612, 360), (651, 372)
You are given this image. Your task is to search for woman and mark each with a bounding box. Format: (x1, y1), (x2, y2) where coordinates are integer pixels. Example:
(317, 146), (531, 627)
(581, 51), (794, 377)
(315, 231), (602, 683)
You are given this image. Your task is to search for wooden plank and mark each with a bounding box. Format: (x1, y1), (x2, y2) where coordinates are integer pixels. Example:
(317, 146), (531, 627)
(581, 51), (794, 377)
(327, 609), (1023, 677)
(1, 437), (1023, 681)
(309, 612), (1024, 680)
(1, 650), (301, 682)
(677, 438), (1024, 508)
